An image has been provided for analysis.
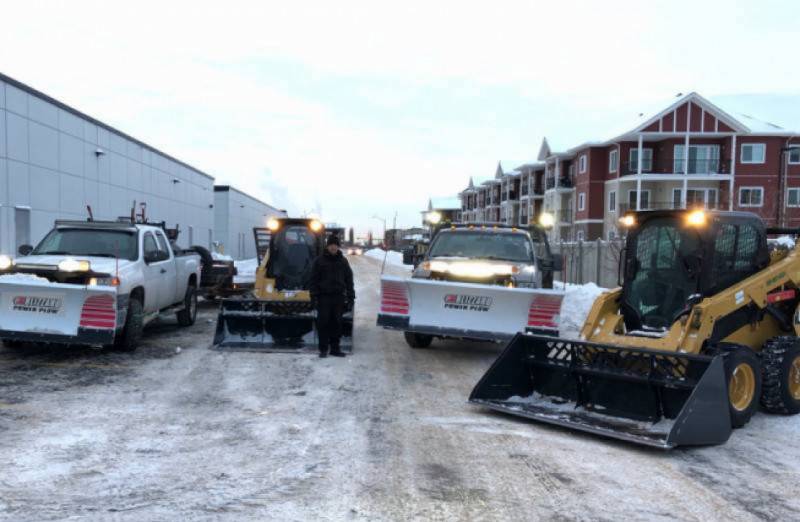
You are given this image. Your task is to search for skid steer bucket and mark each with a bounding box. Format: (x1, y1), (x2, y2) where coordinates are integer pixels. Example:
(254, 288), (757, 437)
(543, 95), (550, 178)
(469, 334), (732, 449)
(213, 298), (353, 352)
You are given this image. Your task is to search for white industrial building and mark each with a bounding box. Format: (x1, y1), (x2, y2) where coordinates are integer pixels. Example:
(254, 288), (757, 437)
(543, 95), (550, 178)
(214, 185), (286, 259)
(0, 73), (281, 256)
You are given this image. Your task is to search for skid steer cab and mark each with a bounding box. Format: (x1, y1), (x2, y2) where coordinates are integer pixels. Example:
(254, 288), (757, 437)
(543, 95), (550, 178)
(471, 209), (800, 448)
(213, 218), (353, 351)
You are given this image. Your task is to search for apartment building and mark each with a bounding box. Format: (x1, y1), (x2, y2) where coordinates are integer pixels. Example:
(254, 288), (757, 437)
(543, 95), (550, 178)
(459, 92), (800, 241)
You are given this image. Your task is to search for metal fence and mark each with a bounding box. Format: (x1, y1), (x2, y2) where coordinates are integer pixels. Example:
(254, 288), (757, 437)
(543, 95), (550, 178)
(551, 239), (625, 288)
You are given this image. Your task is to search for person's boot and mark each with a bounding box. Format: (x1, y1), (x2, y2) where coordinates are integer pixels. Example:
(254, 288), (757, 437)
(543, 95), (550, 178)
(329, 342), (346, 357)
(319, 344), (329, 358)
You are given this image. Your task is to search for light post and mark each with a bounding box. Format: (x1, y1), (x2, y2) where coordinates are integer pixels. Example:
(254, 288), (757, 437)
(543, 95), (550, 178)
(372, 215), (387, 247)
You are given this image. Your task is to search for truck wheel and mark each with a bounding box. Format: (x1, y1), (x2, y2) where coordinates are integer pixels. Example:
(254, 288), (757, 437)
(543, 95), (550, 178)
(114, 298), (143, 352)
(176, 284), (198, 327)
(404, 331), (433, 349)
(723, 345), (762, 428)
(760, 336), (800, 415)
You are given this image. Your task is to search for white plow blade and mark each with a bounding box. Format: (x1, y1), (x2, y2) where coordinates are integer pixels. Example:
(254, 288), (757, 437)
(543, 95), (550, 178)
(377, 275), (564, 342)
(0, 276), (117, 339)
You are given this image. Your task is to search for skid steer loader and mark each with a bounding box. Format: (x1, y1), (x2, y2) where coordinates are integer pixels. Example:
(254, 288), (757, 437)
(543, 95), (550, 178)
(470, 209), (800, 448)
(213, 218), (353, 351)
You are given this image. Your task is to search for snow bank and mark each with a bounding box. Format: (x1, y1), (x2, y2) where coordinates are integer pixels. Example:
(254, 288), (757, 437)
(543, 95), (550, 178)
(0, 273), (50, 283)
(365, 249), (410, 269)
(233, 258), (258, 284)
(211, 252), (233, 261)
(558, 282), (607, 339)
(771, 235), (796, 249)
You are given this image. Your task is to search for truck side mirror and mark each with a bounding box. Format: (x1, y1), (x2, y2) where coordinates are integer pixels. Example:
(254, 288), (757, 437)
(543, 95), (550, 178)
(18, 244), (33, 256)
(402, 249), (414, 265)
(144, 251), (160, 264)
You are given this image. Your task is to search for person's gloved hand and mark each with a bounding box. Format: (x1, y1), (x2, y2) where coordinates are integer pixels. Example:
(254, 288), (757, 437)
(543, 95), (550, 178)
(346, 296), (355, 312)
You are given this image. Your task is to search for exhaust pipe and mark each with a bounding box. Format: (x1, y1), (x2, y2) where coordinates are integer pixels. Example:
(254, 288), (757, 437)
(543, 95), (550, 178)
(469, 334), (732, 448)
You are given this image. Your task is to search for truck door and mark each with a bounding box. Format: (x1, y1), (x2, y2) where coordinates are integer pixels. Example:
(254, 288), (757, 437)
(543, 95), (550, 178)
(142, 232), (164, 313)
(155, 231), (178, 308)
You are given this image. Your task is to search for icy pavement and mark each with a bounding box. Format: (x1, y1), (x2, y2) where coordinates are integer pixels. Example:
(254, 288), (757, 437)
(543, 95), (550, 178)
(0, 256), (798, 520)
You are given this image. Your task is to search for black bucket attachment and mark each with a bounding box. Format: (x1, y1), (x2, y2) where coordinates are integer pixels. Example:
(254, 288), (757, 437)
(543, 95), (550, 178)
(469, 334), (731, 449)
(213, 299), (353, 353)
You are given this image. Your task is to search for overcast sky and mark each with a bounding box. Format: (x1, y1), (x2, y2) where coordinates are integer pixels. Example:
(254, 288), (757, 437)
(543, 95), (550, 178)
(2, 1), (798, 237)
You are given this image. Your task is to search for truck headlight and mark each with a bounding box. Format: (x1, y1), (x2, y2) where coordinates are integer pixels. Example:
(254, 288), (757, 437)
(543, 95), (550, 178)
(58, 259), (91, 272)
(0, 255), (13, 270)
(89, 276), (120, 287)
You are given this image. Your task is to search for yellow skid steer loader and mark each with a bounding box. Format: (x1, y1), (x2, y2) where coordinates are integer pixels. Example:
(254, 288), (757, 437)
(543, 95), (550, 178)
(470, 209), (800, 448)
(213, 218), (353, 351)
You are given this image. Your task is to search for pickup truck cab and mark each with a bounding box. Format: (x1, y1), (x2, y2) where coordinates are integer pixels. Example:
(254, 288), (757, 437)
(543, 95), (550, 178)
(406, 223), (561, 289)
(0, 220), (202, 351)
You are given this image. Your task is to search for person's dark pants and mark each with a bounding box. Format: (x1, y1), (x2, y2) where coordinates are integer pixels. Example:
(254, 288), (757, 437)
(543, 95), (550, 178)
(317, 295), (345, 354)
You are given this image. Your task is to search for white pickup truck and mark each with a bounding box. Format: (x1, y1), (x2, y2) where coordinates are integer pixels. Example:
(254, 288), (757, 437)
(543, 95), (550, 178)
(0, 220), (202, 351)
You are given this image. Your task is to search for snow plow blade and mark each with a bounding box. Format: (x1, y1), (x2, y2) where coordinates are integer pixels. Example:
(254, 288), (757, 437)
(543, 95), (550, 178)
(213, 298), (352, 352)
(0, 277), (118, 346)
(377, 275), (564, 342)
(469, 334), (731, 449)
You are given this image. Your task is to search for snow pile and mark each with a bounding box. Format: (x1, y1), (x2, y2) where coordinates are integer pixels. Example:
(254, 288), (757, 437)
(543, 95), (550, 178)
(211, 252), (233, 261)
(558, 282), (607, 339)
(233, 258), (258, 284)
(0, 273), (50, 283)
(771, 236), (796, 249)
(365, 249), (409, 269)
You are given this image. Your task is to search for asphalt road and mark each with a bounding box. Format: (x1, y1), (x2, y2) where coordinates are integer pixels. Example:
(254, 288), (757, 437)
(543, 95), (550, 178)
(1, 255), (799, 521)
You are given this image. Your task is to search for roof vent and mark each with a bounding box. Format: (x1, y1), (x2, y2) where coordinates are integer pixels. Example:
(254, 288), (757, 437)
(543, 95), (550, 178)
(676, 92), (683, 97)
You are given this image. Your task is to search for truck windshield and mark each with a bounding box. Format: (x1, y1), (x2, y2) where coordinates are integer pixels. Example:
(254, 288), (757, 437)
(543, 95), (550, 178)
(428, 231), (533, 262)
(623, 218), (701, 330)
(32, 229), (138, 261)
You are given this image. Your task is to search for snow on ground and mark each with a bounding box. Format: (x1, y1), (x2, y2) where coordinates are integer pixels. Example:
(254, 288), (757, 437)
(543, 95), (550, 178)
(365, 248), (411, 270)
(771, 235), (796, 249)
(233, 258), (258, 284)
(211, 252), (233, 261)
(557, 282), (607, 339)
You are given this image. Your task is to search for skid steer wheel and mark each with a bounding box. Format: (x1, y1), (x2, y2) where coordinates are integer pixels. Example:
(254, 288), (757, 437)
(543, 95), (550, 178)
(176, 284), (198, 327)
(760, 336), (800, 415)
(404, 331), (433, 349)
(114, 298), (143, 352)
(722, 344), (762, 428)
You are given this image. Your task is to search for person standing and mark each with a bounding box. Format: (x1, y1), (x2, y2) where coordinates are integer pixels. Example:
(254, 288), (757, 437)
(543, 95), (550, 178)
(310, 235), (355, 358)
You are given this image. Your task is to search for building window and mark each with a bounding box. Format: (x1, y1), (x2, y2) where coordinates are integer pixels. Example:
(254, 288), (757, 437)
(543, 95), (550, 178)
(576, 230), (585, 242)
(608, 230), (617, 241)
(579, 154), (587, 174)
(789, 147), (800, 164)
(739, 187), (764, 207)
(673, 188), (682, 209)
(578, 192), (586, 211)
(741, 143), (766, 164)
(629, 148), (653, 171)
(608, 191), (616, 213)
(628, 190), (650, 210)
(788, 188), (800, 207)
(609, 150), (618, 173)
(14, 208), (31, 250)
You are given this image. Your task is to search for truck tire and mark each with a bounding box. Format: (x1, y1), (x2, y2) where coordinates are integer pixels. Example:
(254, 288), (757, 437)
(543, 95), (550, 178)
(722, 344), (762, 428)
(404, 331), (433, 349)
(114, 298), (143, 352)
(176, 284), (198, 327)
(760, 336), (800, 415)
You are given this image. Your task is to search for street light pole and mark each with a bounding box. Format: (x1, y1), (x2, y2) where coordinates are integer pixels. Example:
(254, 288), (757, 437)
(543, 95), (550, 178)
(371, 215), (386, 246)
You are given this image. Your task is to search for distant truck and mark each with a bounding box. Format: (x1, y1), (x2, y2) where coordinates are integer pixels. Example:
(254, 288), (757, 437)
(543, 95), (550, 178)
(379, 223), (564, 348)
(0, 220), (202, 351)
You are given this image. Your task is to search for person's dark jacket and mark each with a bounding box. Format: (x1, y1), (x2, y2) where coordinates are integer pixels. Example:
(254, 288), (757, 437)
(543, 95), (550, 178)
(309, 250), (355, 304)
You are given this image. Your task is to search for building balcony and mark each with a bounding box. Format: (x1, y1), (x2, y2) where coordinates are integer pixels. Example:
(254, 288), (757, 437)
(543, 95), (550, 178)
(558, 208), (573, 223)
(620, 159), (732, 176)
(545, 177), (575, 190)
(618, 198), (727, 214)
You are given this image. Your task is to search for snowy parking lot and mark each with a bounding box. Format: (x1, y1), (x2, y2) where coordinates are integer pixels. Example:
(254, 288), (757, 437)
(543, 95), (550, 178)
(1, 255), (799, 521)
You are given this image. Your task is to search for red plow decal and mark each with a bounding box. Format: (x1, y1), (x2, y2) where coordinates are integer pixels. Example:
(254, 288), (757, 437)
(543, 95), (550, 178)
(527, 294), (563, 329)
